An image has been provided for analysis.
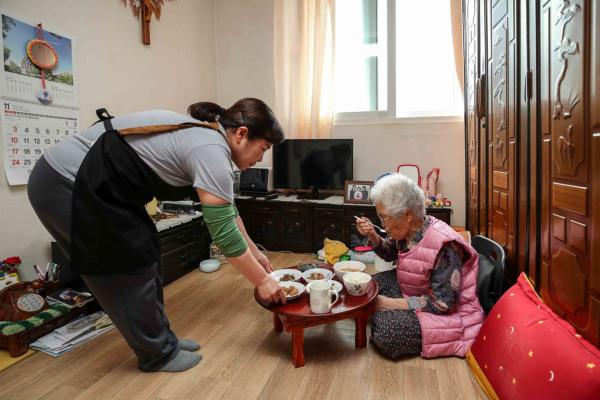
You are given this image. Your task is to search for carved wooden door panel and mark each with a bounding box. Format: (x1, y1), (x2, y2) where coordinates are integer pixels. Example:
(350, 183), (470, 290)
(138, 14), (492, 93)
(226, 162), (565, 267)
(487, 0), (518, 280)
(539, 0), (599, 346)
(465, 0), (482, 235)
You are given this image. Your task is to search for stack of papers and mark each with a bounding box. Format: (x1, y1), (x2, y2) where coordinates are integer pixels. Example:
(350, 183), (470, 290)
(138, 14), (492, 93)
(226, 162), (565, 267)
(30, 311), (114, 357)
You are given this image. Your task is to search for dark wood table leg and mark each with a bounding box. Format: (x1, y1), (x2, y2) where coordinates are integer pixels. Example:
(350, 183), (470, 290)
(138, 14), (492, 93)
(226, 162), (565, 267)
(273, 312), (283, 332)
(355, 313), (368, 348)
(291, 328), (305, 367)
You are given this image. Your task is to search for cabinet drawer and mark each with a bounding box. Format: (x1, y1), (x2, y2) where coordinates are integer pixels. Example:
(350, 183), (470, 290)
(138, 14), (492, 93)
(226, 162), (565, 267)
(314, 208), (344, 218)
(251, 203), (278, 213)
(161, 244), (195, 284)
(159, 225), (195, 253)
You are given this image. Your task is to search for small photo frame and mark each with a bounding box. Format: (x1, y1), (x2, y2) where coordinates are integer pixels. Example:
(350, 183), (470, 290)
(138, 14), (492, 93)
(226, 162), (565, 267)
(344, 180), (374, 204)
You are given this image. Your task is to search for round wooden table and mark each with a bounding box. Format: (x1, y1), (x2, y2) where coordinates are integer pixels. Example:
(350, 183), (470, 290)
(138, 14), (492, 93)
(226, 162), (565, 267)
(255, 268), (378, 368)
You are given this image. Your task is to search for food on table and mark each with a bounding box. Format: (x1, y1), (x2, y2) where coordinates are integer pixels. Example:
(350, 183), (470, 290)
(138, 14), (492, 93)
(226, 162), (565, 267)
(282, 286), (299, 297)
(280, 273), (296, 282)
(308, 272), (325, 280)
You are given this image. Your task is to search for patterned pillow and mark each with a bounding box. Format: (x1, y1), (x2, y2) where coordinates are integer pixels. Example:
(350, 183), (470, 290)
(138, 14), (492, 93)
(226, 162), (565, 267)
(466, 273), (600, 400)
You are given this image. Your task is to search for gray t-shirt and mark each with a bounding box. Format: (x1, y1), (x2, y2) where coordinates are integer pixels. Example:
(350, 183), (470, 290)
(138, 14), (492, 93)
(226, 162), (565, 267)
(43, 110), (234, 203)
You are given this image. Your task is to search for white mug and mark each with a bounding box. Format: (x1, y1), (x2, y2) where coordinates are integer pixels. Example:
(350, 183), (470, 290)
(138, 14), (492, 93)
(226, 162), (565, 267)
(309, 280), (339, 314)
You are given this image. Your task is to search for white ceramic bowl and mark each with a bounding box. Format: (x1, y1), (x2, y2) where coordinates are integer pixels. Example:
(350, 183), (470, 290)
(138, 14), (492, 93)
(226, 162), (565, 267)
(280, 281), (305, 301)
(302, 268), (334, 283)
(333, 260), (366, 281)
(199, 259), (221, 273)
(342, 271), (372, 296)
(270, 268), (303, 282)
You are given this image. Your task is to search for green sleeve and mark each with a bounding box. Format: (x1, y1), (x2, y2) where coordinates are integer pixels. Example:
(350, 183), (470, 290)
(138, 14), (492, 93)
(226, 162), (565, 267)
(201, 204), (247, 257)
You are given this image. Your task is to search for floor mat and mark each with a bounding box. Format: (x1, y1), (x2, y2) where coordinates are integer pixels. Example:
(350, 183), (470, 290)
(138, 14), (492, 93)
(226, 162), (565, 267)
(0, 349), (36, 372)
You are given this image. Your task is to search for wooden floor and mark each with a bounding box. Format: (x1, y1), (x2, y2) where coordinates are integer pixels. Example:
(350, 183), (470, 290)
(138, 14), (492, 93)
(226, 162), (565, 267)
(0, 252), (486, 400)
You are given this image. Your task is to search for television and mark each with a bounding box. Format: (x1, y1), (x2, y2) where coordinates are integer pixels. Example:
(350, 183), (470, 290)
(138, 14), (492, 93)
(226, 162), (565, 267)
(273, 139), (353, 199)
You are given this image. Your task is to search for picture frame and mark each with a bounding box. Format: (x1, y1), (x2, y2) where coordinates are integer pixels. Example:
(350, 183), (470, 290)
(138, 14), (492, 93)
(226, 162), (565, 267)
(344, 180), (374, 204)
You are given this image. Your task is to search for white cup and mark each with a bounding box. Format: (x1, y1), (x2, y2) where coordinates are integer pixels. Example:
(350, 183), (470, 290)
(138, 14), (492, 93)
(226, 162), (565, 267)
(309, 280), (339, 314)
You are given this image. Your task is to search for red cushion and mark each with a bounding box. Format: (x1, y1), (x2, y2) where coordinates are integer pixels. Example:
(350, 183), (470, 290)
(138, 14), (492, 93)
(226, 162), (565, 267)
(467, 273), (600, 400)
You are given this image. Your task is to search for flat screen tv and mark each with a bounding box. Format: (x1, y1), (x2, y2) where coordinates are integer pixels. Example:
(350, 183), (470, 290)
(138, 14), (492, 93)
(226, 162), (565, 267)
(273, 139), (353, 199)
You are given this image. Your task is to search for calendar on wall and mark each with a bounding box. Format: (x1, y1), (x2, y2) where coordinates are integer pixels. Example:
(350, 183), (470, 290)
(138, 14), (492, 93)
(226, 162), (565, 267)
(1, 13), (79, 185)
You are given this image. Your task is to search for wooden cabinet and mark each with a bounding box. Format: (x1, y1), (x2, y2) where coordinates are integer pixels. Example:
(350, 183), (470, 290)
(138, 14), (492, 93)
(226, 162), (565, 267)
(236, 198), (452, 253)
(537, 0), (598, 346)
(313, 207), (345, 250)
(464, 0), (521, 284)
(463, 0), (600, 346)
(158, 217), (210, 285)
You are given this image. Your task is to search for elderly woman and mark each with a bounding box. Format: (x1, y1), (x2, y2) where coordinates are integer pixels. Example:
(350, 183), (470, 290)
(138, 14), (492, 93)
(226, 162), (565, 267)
(356, 174), (484, 359)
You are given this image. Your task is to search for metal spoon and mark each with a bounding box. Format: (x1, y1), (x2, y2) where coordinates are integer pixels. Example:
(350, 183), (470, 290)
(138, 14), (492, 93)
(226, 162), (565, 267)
(354, 215), (386, 233)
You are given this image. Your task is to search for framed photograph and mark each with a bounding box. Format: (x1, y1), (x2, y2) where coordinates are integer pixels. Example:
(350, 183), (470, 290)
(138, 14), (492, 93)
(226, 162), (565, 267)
(344, 180), (374, 204)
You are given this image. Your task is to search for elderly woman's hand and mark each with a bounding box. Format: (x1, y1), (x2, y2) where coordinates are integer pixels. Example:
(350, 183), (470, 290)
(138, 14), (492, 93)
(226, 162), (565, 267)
(375, 295), (409, 311)
(355, 217), (381, 245)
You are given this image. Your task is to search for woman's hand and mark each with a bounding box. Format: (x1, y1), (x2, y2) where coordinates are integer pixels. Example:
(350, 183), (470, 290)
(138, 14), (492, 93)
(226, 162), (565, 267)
(257, 275), (286, 304)
(253, 251), (273, 273)
(356, 217), (380, 245)
(375, 295), (409, 311)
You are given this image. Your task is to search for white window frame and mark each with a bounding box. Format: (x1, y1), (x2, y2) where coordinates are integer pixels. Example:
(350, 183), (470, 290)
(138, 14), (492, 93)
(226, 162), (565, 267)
(334, 0), (464, 125)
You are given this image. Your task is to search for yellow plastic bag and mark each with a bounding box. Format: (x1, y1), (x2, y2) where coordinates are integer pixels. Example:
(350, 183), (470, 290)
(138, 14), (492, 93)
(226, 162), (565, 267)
(323, 238), (348, 265)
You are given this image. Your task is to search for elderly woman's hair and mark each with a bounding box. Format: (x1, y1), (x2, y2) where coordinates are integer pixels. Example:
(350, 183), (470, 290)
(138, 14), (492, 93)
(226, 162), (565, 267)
(370, 173), (426, 220)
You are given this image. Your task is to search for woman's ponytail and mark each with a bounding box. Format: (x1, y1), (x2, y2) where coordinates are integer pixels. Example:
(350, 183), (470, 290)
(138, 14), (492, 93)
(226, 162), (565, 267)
(187, 102), (225, 122)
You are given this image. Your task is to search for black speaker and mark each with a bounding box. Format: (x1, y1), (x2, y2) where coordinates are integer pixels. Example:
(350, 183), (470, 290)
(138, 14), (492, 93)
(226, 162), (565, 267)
(239, 167), (273, 194)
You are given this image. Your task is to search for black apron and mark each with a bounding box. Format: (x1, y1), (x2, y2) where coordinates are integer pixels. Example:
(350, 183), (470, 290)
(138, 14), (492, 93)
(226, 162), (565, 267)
(71, 109), (223, 275)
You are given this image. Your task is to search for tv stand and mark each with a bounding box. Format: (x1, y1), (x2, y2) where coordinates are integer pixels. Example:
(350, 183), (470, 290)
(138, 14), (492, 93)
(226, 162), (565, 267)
(296, 188), (331, 200)
(235, 196), (452, 253)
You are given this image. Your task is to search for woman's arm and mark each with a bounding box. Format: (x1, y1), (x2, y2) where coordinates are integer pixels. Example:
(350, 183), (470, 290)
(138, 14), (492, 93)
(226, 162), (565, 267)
(196, 188), (284, 303)
(406, 241), (466, 314)
(370, 236), (400, 262)
(356, 217), (397, 262)
(235, 214), (273, 273)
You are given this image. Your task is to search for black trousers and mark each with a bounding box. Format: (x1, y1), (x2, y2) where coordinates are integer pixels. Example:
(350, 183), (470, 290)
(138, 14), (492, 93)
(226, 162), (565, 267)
(28, 157), (179, 371)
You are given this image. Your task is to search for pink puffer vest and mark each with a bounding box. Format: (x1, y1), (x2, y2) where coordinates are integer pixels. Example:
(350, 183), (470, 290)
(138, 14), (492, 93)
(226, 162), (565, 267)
(396, 218), (484, 358)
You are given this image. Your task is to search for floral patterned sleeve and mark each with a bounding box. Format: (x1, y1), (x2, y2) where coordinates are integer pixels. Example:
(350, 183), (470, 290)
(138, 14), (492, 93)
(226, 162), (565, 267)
(369, 236), (400, 262)
(406, 241), (466, 314)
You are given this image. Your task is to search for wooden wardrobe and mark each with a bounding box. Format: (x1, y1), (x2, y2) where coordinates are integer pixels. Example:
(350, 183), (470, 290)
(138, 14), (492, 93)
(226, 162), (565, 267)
(463, 0), (599, 346)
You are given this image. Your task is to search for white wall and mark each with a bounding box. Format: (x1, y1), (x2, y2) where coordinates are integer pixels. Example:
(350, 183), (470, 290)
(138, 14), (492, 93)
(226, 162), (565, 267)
(0, 0), (216, 279)
(214, 0), (466, 226)
(332, 121), (466, 226)
(214, 0), (274, 107)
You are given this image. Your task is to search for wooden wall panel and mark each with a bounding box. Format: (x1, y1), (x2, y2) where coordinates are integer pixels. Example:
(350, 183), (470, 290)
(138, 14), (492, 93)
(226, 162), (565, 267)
(568, 220), (587, 252)
(552, 213), (566, 242)
(465, 0), (480, 234)
(541, 6), (551, 137)
(552, 182), (587, 216)
(593, 134), (600, 294)
(493, 171), (508, 189)
(541, 139), (551, 260)
(550, 247), (586, 315)
(550, 0), (586, 183)
(491, 21), (509, 169)
(541, 0), (596, 345)
(593, 1), (600, 130)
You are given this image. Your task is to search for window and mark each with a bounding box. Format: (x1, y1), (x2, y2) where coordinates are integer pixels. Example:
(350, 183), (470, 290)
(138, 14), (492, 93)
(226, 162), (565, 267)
(334, 0), (463, 119)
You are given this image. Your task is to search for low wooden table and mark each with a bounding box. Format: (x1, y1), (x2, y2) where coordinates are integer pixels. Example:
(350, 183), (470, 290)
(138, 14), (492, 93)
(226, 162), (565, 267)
(256, 268), (378, 367)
